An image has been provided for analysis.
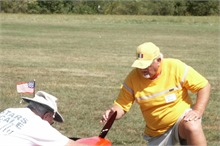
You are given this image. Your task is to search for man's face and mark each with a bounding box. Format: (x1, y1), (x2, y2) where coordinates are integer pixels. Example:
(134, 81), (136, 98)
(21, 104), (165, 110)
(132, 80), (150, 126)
(138, 58), (161, 79)
(42, 112), (55, 125)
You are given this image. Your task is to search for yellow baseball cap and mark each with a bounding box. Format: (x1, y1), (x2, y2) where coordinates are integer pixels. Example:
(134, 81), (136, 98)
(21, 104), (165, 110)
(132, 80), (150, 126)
(131, 42), (160, 69)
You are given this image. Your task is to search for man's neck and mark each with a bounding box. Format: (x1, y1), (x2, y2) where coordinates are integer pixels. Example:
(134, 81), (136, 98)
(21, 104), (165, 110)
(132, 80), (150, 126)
(149, 63), (162, 80)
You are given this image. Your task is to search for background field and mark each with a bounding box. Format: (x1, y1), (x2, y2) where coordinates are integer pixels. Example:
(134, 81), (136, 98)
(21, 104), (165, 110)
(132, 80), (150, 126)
(0, 14), (219, 145)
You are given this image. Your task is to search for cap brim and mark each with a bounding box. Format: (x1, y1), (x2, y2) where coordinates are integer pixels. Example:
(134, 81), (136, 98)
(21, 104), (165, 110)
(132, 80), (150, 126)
(21, 97), (64, 123)
(131, 60), (153, 69)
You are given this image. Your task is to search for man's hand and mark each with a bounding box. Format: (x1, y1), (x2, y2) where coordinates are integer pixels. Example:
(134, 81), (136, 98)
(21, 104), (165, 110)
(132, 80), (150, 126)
(183, 110), (201, 122)
(100, 108), (115, 124)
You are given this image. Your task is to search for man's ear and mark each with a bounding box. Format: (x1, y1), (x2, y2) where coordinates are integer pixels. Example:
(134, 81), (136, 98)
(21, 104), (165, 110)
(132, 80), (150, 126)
(42, 112), (50, 120)
(156, 57), (162, 63)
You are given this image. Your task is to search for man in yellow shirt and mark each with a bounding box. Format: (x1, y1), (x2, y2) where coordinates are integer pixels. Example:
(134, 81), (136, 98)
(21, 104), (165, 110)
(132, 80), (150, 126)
(100, 42), (211, 146)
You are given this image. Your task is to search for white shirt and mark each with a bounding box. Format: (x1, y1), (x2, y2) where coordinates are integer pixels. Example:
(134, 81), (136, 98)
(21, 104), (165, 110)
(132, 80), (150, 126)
(0, 108), (69, 146)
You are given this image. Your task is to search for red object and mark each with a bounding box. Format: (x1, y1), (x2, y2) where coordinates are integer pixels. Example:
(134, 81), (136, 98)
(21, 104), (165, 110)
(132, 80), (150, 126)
(76, 111), (117, 145)
(76, 136), (111, 146)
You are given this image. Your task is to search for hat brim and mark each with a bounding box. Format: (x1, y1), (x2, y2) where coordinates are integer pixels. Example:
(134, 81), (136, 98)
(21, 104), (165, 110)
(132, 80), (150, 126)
(131, 60), (153, 69)
(54, 111), (64, 123)
(22, 97), (64, 123)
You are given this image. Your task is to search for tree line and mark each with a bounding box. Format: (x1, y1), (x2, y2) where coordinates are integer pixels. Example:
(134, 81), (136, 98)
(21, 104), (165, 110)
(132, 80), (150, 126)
(1, 0), (219, 16)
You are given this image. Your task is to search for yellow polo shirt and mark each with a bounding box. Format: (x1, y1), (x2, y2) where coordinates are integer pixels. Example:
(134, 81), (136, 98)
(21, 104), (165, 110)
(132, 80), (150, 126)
(114, 58), (208, 137)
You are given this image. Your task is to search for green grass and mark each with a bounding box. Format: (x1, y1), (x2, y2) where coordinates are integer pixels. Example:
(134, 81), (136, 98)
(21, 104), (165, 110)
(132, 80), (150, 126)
(0, 14), (219, 146)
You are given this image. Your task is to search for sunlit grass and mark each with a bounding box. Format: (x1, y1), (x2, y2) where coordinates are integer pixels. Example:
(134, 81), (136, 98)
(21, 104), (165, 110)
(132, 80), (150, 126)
(0, 14), (219, 145)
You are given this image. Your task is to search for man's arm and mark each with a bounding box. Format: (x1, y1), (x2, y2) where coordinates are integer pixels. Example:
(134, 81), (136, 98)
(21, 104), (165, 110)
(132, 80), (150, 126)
(184, 82), (211, 121)
(100, 104), (126, 123)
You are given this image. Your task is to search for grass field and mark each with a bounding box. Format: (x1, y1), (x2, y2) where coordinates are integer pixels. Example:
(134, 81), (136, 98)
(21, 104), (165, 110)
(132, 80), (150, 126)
(0, 14), (219, 145)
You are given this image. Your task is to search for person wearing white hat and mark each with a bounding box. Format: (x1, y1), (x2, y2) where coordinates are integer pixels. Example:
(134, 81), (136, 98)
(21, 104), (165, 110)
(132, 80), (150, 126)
(101, 42), (211, 146)
(0, 91), (86, 146)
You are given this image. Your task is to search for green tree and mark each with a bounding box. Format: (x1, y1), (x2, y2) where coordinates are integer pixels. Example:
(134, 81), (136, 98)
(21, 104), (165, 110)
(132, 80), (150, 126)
(174, 0), (188, 16)
(187, 0), (219, 16)
(1, 0), (29, 13)
(149, 0), (175, 15)
(0, 0), (219, 15)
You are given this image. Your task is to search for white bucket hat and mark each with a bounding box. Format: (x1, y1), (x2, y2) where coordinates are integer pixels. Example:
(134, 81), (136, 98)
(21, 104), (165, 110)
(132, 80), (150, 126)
(22, 91), (64, 123)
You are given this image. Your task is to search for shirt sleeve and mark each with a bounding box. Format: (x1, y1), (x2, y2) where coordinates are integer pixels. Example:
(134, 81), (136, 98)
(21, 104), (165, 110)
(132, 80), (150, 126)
(182, 65), (208, 93)
(114, 70), (136, 112)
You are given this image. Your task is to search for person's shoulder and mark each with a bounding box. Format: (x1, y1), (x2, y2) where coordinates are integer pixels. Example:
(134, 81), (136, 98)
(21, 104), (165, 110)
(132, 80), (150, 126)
(163, 58), (187, 72)
(2, 107), (15, 112)
(125, 68), (140, 81)
(163, 58), (185, 65)
(128, 68), (139, 76)
(0, 108), (26, 116)
(164, 58), (182, 62)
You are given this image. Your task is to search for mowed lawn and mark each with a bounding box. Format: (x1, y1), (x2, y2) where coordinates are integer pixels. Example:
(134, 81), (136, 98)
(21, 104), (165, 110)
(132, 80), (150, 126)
(0, 14), (219, 145)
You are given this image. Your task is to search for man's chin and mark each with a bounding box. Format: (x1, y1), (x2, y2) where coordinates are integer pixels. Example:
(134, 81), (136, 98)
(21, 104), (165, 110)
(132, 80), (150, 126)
(143, 74), (151, 79)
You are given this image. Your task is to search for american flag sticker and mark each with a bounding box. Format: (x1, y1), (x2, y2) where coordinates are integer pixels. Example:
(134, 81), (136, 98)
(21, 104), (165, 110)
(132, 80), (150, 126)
(138, 54), (143, 58)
